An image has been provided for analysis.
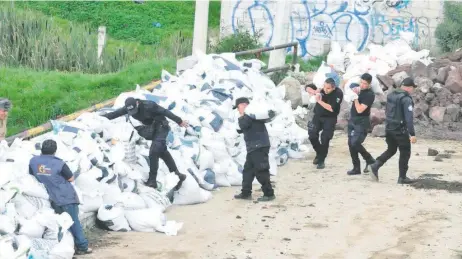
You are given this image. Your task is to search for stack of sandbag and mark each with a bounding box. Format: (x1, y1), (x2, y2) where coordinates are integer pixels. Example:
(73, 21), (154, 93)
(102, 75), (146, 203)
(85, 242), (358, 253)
(0, 51), (309, 255)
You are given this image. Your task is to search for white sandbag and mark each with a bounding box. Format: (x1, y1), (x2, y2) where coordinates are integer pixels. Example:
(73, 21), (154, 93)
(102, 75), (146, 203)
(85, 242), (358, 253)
(124, 208), (183, 235)
(173, 174), (212, 205)
(0, 234), (30, 259)
(244, 101), (277, 121)
(343, 76), (360, 103)
(276, 147), (289, 166)
(195, 108), (224, 132)
(212, 162), (231, 187)
(14, 194), (50, 219)
(49, 231), (75, 259)
(79, 192), (104, 213)
(0, 189), (17, 212)
(327, 41), (345, 73)
(101, 183), (123, 205)
(195, 146), (214, 171)
(0, 162), (13, 187)
(97, 204), (131, 232)
(18, 216), (46, 238)
(117, 192), (146, 210)
(313, 61), (341, 89)
(138, 186), (171, 212)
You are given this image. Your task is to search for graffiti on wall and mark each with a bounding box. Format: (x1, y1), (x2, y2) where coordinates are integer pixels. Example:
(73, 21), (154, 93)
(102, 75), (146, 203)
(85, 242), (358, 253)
(231, 0), (430, 57)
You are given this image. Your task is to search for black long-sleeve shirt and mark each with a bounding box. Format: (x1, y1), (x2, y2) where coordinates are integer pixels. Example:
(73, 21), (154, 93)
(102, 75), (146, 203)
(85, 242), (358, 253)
(400, 96), (415, 137)
(236, 115), (270, 153)
(103, 99), (182, 126)
(313, 88), (343, 118)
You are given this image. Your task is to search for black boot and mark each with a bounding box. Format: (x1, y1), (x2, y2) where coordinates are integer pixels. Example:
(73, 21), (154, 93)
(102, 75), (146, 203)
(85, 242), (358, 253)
(363, 158), (376, 173)
(316, 161), (325, 169)
(370, 160), (383, 182)
(347, 166), (361, 175)
(234, 193), (252, 200)
(173, 170), (187, 190)
(312, 156), (319, 165)
(398, 177), (416, 184)
(145, 175), (158, 189)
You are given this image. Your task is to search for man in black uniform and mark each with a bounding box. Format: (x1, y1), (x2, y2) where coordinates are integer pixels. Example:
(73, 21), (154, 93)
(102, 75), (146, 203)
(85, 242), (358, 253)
(370, 77), (417, 184)
(308, 78), (343, 169)
(233, 97), (275, 202)
(347, 73), (376, 175)
(102, 97), (189, 190)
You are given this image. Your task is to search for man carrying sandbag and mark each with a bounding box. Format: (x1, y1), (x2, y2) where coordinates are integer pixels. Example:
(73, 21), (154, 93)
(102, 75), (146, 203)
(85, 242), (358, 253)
(308, 78), (343, 169)
(233, 97), (275, 202)
(346, 73), (376, 176)
(102, 97), (189, 190)
(0, 98), (12, 141)
(29, 139), (92, 255)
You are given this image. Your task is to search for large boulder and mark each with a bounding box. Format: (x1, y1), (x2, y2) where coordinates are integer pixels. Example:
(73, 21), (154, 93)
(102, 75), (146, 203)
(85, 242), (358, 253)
(445, 104), (460, 122)
(371, 124), (386, 137)
(387, 64), (411, 77)
(447, 49), (462, 62)
(429, 106), (446, 124)
(410, 60), (428, 78)
(377, 75), (394, 90)
(445, 66), (462, 94)
(278, 77), (302, 109)
(392, 71), (409, 87)
(436, 66), (450, 84)
(370, 108), (386, 128)
(435, 87), (453, 107)
(414, 102), (429, 119)
(414, 77), (433, 94)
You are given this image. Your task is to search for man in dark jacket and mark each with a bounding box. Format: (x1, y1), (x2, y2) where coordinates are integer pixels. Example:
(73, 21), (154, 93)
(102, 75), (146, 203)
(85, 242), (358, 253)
(370, 77), (417, 184)
(29, 139), (92, 255)
(308, 78), (344, 169)
(102, 97), (189, 190)
(347, 73), (376, 175)
(233, 97), (275, 202)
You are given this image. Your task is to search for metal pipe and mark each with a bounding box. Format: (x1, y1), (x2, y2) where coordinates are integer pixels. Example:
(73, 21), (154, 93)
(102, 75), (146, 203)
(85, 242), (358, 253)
(6, 80), (161, 144)
(234, 42), (298, 56)
(262, 64), (291, 73)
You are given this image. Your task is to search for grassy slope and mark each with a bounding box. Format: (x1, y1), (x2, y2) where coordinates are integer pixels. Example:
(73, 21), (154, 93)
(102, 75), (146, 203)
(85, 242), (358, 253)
(2, 59), (176, 135)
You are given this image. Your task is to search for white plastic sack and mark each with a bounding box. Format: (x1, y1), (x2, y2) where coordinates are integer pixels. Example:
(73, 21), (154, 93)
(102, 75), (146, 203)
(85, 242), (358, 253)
(18, 217), (46, 238)
(124, 208), (183, 235)
(327, 41), (345, 73)
(244, 101), (277, 121)
(117, 192), (146, 210)
(97, 204), (131, 232)
(173, 174), (212, 205)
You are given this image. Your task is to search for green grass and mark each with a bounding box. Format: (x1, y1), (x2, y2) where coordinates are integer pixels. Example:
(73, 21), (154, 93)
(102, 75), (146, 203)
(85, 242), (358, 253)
(1, 59), (176, 136)
(15, 1), (222, 45)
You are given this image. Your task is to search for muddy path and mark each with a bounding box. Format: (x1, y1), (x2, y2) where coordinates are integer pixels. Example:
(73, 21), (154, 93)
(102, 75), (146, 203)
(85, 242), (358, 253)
(81, 134), (462, 259)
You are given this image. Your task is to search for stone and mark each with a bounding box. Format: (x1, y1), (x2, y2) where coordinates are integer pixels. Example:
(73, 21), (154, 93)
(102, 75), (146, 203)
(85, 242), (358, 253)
(444, 150), (456, 154)
(370, 108), (386, 128)
(428, 67), (438, 82)
(447, 49), (462, 62)
(435, 87), (452, 107)
(392, 71), (409, 87)
(436, 153), (451, 159)
(434, 156), (443, 162)
(414, 77), (433, 94)
(429, 106), (446, 123)
(387, 64), (411, 77)
(436, 66), (450, 84)
(424, 93), (435, 102)
(427, 148), (439, 156)
(305, 72), (316, 84)
(410, 60), (428, 78)
(278, 77), (302, 109)
(431, 83), (443, 92)
(445, 66), (462, 94)
(371, 124), (386, 137)
(428, 59), (452, 70)
(445, 104), (460, 122)
(376, 75), (394, 90)
(414, 102), (429, 119)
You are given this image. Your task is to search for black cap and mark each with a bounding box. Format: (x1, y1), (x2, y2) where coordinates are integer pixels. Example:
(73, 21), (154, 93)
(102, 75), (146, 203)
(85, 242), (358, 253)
(401, 77), (416, 88)
(125, 97), (138, 115)
(233, 97), (250, 110)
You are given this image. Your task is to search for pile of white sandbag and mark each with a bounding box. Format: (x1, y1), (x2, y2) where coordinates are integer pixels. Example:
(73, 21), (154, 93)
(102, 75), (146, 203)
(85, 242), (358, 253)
(0, 52), (308, 258)
(322, 31), (433, 102)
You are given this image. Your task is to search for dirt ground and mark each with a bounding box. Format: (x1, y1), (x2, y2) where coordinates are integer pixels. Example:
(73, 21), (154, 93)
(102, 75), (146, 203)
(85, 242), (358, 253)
(80, 133), (462, 259)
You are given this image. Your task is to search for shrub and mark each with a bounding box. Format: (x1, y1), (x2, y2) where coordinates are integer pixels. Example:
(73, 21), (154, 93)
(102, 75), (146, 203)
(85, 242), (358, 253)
(435, 1), (462, 53)
(210, 26), (262, 56)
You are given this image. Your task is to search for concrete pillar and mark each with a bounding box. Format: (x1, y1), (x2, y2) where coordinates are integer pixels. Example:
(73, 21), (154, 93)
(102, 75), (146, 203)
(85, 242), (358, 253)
(97, 26), (107, 64)
(268, 0), (292, 69)
(192, 0), (210, 54)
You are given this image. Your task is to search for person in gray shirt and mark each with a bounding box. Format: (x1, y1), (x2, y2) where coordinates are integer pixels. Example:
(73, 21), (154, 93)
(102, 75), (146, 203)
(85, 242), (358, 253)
(29, 139), (92, 255)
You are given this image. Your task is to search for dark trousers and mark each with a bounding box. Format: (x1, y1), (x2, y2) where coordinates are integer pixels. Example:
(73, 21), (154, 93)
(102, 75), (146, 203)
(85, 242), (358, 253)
(308, 116), (336, 163)
(52, 203), (88, 251)
(376, 131), (411, 178)
(242, 147), (274, 197)
(348, 121), (374, 168)
(149, 140), (178, 181)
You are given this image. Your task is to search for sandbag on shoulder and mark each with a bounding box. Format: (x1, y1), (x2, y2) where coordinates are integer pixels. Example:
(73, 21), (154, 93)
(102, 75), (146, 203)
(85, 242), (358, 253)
(244, 101), (277, 121)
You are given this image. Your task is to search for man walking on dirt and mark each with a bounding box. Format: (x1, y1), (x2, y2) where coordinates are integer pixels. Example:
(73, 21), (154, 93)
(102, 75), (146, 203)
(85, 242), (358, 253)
(233, 97), (275, 202)
(29, 139), (92, 255)
(102, 97), (189, 190)
(347, 73), (376, 175)
(370, 77), (417, 184)
(308, 78), (343, 169)
(0, 98), (12, 141)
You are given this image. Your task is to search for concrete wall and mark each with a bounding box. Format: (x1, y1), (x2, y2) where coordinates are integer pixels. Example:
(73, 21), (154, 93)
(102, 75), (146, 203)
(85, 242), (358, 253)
(220, 0), (444, 58)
